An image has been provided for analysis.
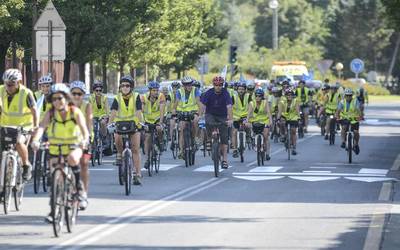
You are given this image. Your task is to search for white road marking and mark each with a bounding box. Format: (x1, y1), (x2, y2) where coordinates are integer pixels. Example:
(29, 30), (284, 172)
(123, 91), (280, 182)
(52, 177), (228, 250)
(315, 162), (361, 166)
(233, 176), (285, 181)
(288, 176), (340, 182)
(232, 172), (389, 177)
(194, 165), (225, 172)
(378, 182), (392, 201)
(390, 153), (400, 171)
(89, 168), (113, 171)
(359, 168), (388, 175)
(309, 166), (337, 169)
(344, 177), (396, 183)
(249, 166), (282, 173)
(302, 170), (332, 173)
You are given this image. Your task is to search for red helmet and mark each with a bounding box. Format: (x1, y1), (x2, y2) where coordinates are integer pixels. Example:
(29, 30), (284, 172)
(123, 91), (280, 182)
(212, 76), (225, 85)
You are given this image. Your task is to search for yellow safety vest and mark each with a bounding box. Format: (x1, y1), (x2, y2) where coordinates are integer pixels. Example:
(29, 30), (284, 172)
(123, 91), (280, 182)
(114, 93), (140, 124)
(177, 88), (198, 112)
(280, 97), (299, 121)
(167, 91), (176, 113)
(233, 93), (250, 120)
(271, 96), (280, 114)
(0, 85), (34, 129)
(47, 106), (82, 155)
(250, 100), (270, 124)
(89, 94), (107, 118)
(340, 98), (359, 124)
(143, 93), (162, 124)
(40, 100), (52, 122)
(296, 87), (309, 104)
(34, 91), (42, 101)
(325, 92), (340, 114)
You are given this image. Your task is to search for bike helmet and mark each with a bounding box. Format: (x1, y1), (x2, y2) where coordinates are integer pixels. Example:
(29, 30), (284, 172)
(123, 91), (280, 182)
(181, 76), (194, 85)
(272, 87), (280, 93)
(229, 81), (235, 89)
(299, 80), (306, 85)
(93, 80), (103, 90)
(120, 75), (135, 88)
(255, 88), (264, 98)
(237, 81), (247, 89)
(285, 87), (295, 96)
(193, 80), (201, 88)
(344, 88), (353, 96)
(147, 81), (160, 89)
(70, 80), (87, 94)
(38, 75), (53, 85)
(234, 81), (240, 89)
(2, 68), (22, 82)
(330, 84), (338, 89)
(171, 81), (180, 88)
(212, 76), (225, 85)
(49, 83), (71, 99)
(247, 82), (255, 91)
(322, 83), (330, 90)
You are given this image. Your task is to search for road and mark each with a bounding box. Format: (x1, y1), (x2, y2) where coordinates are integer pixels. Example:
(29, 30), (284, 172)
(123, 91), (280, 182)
(1, 101), (400, 250)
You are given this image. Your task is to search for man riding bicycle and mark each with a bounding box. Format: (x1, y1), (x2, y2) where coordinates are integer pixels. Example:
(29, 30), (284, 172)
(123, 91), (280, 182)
(142, 81), (166, 169)
(167, 81), (180, 148)
(296, 80), (311, 133)
(36, 75), (54, 122)
(232, 81), (251, 158)
(172, 76), (202, 159)
(356, 86), (368, 120)
(0, 69), (38, 181)
(247, 88), (273, 160)
(89, 80), (110, 138)
(337, 88), (361, 155)
(323, 83), (341, 140)
(278, 87), (300, 155)
(109, 75), (143, 185)
(200, 76), (233, 169)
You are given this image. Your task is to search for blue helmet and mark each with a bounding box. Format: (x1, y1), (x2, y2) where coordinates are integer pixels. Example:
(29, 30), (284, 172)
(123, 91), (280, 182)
(255, 88), (264, 97)
(120, 75), (135, 87)
(237, 81), (247, 89)
(147, 81), (160, 89)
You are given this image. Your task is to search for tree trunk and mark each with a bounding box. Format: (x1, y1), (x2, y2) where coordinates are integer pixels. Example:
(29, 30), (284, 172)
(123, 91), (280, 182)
(145, 63), (148, 85)
(12, 42), (17, 68)
(102, 53), (108, 93)
(90, 61), (94, 87)
(78, 63), (85, 81)
(24, 51), (32, 88)
(385, 33), (400, 84)
(0, 44), (8, 81)
(119, 55), (125, 76)
(63, 59), (71, 83)
(130, 67), (136, 83)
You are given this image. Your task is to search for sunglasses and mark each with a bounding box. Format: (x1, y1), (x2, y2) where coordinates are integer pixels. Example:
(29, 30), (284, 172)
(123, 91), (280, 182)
(6, 83), (17, 87)
(94, 89), (102, 92)
(71, 92), (83, 96)
(214, 84), (223, 87)
(120, 84), (131, 88)
(52, 96), (64, 102)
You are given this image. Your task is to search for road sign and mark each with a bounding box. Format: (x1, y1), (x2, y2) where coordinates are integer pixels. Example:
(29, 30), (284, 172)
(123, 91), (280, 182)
(35, 31), (65, 61)
(316, 59), (333, 76)
(367, 71), (378, 83)
(350, 58), (364, 76)
(34, 1), (66, 31)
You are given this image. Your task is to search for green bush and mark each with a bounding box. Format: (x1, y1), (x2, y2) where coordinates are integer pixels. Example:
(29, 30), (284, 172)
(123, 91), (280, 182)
(341, 81), (390, 95)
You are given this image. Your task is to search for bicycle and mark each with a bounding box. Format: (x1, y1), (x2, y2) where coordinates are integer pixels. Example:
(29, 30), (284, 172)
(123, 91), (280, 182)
(283, 121), (294, 160)
(208, 121), (225, 178)
(341, 119), (355, 163)
(144, 124), (161, 177)
(253, 123), (266, 166)
(91, 118), (104, 166)
(33, 139), (49, 194)
(236, 118), (247, 163)
(170, 116), (179, 160)
(270, 114), (280, 143)
(50, 144), (80, 237)
(298, 105), (306, 139)
(328, 114), (336, 145)
(179, 112), (196, 168)
(319, 111), (327, 136)
(199, 118), (208, 157)
(0, 127), (26, 215)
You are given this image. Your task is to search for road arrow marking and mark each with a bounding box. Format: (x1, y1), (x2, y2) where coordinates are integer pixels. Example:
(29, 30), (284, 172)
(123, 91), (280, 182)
(344, 177), (396, 183)
(249, 166), (282, 173)
(289, 176), (340, 182)
(194, 165), (225, 172)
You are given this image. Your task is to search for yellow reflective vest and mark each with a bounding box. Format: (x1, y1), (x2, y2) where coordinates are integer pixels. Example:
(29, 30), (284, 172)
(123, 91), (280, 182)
(233, 93), (250, 120)
(89, 94), (108, 118)
(114, 93), (140, 124)
(280, 97), (299, 121)
(176, 88), (198, 112)
(142, 93), (162, 124)
(250, 100), (270, 124)
(340, 98), (360, 124)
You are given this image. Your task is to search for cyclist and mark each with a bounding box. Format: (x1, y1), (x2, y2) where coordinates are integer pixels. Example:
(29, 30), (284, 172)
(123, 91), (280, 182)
(232, 81), (251, 158)
(295, 80), (311, 133)
(109, 75), (143, 185)
(278, 87), (300, 155)
(246, 81), (256, 100)
(142, 81), (166, 169)
(34, 80), (42, 101)
(356, 86), (368, 120)
(247, 88), (272, 160)
(69, 80), (92, 209)
(37, 75), (53, 122)
(89, 80), (109, 138)
(323, 84), (341, 140)
(337, 88), (361, 154)
(200, 76), (233, 169)
(0, 69), (38, 181)
(31, 83), (89, 221)
(168, 81), (180, 147)
(227, 81), (236, 99)
(173, 76), (202, 159)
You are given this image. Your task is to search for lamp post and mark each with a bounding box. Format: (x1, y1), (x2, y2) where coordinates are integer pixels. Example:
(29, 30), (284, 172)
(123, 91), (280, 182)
(269, 0), (279, 50)
(335, 62), (344, 80)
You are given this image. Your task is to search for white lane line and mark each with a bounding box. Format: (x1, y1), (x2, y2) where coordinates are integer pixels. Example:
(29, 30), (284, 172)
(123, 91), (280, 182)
(194, 165), (225, 172)
(310, 166), (337, 169)
(390, 153), (400, 171)
(288, 176), (340, 182)
(89, 168), (113, 171)
(315, 162), (361, 166)
(245, 134), (316, 167)
(51, 178), (226, 250)
(249, 166), (282, 173)
(77, 178), (229, 247)
(232, 172), (388, 177)
(378, 182), (393, 201)
(359, 168), (388, 175)
(303, 171), (332, 173)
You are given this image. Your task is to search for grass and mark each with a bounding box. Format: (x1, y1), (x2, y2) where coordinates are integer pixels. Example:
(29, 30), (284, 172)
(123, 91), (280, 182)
(369, 95), (400, 102)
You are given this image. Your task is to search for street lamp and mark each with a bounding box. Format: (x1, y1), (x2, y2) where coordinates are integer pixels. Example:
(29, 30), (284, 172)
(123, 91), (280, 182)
(269, 0), (279, 50)
(335, 62), (344, 80)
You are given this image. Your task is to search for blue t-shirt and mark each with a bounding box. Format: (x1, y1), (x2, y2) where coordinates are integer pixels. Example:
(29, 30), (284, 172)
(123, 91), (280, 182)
(176, 87), (201, 102)
(201, 88), (232, 117)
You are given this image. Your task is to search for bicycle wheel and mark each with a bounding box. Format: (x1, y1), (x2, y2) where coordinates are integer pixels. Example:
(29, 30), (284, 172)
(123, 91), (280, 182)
(348, 133), (352, 164)
(42, 150), (48, 193)
(329, 119), (336, 145)
(155, 149), (160, 173)
(184, 127), (190, 168)
(13, 167), (24, 211)
(97, 139), (103, 165)
(2, 157), (13, 215)
(171, 129), (178, 160)
(287, 126), (291, 160)
(33, 151), (41, 194)
(124, 152), (132, 196)
(211, 140), (219, 178)
(239, 132), (244, 163)
(202, 132), (207, 158)
(148, 149), (154, 177)
(298, 122), (304, 139)
(257, 135), (262, 166)
(65, 175), (78, 233)
(51, 168), (65, 237)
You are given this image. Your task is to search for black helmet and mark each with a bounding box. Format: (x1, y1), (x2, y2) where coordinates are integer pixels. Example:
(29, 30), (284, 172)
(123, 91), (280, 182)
(120, 75), (135, 88)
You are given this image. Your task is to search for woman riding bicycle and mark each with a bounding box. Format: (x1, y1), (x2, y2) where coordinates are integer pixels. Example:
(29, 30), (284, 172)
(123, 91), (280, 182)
(247, 88), (273, 160)
(31, 83), (90, 221)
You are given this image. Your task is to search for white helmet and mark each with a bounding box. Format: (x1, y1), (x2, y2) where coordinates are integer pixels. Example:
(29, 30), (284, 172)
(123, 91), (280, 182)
(50, 83), (70, 96)
(39, 75), (53, 85)
(70, 80), (87, 94)
(2, 68), (22, 82)
(344, 88), (353, 96)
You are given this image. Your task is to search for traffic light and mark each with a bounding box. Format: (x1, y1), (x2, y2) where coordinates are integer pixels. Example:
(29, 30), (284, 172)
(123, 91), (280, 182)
(229, 45), (238, 64)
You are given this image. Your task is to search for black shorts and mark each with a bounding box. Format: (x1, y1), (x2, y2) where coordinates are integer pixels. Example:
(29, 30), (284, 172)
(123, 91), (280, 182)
(285, 120), (299, 128)
(233, 118), (246, 130)
(341, 121), (359, 131)
(252, 123), (269, 134)
(205, 113), (228, 145)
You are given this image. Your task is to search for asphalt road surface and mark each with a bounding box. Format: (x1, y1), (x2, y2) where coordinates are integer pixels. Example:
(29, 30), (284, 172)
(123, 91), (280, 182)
(1, 100), (400, 250)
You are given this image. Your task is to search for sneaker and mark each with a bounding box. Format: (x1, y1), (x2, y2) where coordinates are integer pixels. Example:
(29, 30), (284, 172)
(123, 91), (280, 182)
(265, 154), (271, 161)
(324, 134), (329, 140)
(354, 145), (360, 155)
(22, 164), (32, 181)
(78, 192), (88, 211)
(45, 212), (54, 224)
(291, 149), (297, 155)
(133, 175), (142, 185)
(144, 160), (150, 170)
(178, 151), (184, 159)
(221, 161), (229, 169)
(232, 149), (239, 158)
(115, 155), (122, 166)
(341, 142), (346, 149)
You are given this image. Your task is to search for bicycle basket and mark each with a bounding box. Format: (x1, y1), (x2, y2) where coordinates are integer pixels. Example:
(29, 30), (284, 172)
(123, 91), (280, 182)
(115, 121), (137, 134)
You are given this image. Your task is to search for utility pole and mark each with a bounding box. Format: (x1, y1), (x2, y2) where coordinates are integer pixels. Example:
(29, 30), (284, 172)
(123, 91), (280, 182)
(32, 0), (38, 90)
(269, 0), (279, 50)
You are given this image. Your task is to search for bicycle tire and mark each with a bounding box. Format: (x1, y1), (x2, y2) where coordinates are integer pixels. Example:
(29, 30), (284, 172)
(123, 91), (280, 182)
(65, 173), (78, 233)
(184, 126), (190, 168)
(171, 129), (178, 160)
(33, 151), (41, 194)
(212, 140), (219, 177)
(97, 139), (103, 166)
(2, 157), (13, 215)
(52, 168), (65, 237)
(118, 165), (124, 186)
(13, 167), (24, 211)
(239, 132), (244, 163)
(124, 152), (132, 196)
(42, 150), (48, 193)
(348, 133), (352, 164)
(287, 126), (291, 160)
(257, 135), (262, 166)
(329, 119), (336, 145)
(155, 149), (160, 173)
(148, 147), (154, 177)
(203, 133), (207, 158)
